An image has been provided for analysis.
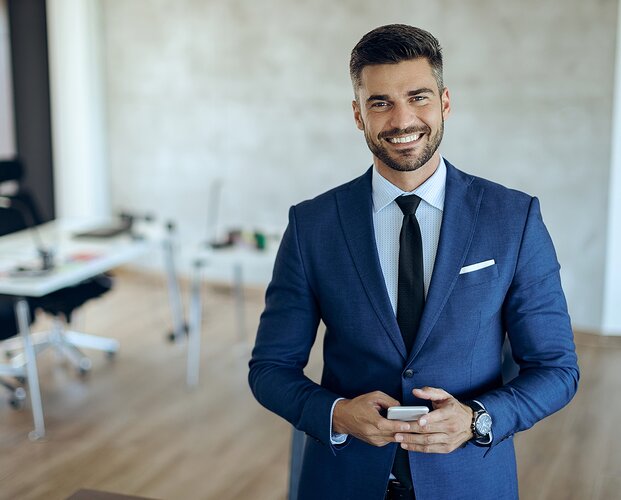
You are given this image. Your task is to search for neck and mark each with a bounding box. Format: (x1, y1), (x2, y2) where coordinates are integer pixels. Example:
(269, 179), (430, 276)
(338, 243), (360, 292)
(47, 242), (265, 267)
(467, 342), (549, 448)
(374, 153), (440, 192)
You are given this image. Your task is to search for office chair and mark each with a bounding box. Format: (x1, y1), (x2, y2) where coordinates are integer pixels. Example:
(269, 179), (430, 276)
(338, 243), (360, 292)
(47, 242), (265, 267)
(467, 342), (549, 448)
(0, 158), (115, 375)
(0, 297), (30, 408)
(288, 427), (307, 500)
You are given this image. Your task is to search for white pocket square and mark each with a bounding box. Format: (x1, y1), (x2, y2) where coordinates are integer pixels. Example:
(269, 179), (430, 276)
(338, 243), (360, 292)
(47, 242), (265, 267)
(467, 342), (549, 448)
(459, 259), (496, 275)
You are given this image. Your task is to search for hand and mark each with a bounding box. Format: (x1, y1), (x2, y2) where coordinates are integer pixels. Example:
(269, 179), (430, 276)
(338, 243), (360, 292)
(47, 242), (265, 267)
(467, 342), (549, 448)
(394, 386), (473, 454)
(333, 391), (411, 447)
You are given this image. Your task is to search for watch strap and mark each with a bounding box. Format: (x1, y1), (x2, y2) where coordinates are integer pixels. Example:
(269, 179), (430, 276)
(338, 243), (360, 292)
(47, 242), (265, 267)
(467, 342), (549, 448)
(464, 400), (493, 446)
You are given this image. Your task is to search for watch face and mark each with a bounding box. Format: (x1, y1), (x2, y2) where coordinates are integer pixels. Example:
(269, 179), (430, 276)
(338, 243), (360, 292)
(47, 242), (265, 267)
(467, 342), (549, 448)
(476, 413), (493, 436)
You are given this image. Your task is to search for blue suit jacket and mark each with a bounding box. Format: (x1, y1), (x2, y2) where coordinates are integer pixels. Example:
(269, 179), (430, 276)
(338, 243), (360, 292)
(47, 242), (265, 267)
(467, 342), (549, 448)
(249, 161), (579, 500)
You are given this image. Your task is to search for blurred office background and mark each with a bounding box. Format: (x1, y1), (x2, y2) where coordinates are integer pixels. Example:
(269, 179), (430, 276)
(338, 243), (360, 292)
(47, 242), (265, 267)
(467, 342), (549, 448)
(1, 0), (620, 499)
(2, 0), (620, 333)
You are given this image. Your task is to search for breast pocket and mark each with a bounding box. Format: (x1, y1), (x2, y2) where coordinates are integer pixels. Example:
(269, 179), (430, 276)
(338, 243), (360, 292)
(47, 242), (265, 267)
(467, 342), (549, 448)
(454, 263), (499, 289)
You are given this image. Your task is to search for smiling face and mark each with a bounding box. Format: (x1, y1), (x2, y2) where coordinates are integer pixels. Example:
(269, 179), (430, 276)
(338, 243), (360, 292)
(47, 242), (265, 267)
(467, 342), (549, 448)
(352, 58), (450, 183)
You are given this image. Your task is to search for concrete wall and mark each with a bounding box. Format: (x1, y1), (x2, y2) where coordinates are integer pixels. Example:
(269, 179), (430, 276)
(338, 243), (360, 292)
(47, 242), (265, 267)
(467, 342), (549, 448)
(100, 0), (618, 332)
(604, 3), (621, 335)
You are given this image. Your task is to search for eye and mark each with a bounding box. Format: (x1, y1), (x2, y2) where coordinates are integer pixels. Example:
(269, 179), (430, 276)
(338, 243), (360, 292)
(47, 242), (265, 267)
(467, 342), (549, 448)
(369, 101), (390, 112)
(412, 95), (428, 102)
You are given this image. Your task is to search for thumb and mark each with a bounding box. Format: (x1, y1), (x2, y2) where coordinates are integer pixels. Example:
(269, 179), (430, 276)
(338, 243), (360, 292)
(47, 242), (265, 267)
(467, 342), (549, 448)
(370, 391), (401, 410)
(412, 386), (452, 402)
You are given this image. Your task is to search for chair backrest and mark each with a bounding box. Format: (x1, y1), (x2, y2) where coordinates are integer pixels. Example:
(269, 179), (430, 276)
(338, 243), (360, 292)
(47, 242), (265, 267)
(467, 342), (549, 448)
(0, 299), (20, 341)
(0, 208), (26, 237)
(0, 158), (24, 184)
(0, 158), (44, 236)
(288, 428), (307, 500)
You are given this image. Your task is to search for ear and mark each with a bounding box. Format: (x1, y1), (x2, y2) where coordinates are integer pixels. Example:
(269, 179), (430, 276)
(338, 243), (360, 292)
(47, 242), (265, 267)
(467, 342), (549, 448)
(441, 87), (451, 119)
(352, 100), (365, 131)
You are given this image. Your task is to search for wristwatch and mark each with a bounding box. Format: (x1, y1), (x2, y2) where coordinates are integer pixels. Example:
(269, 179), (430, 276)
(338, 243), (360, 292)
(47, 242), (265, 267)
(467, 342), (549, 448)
(464, 400), (493, 446)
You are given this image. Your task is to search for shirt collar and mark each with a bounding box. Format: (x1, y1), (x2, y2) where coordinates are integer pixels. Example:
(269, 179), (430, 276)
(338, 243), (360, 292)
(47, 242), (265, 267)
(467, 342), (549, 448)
(372, 156), (447, 213)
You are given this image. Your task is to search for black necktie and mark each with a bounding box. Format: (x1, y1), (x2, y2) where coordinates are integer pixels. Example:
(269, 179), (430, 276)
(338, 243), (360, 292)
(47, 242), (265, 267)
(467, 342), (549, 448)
(395, 194), (425, 353)
(391, 194), (425, 497)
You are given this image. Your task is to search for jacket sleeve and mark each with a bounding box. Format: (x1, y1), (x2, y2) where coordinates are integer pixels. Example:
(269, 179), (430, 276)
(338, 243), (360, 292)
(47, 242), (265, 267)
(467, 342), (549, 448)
(477, 197), (580, 448)
(248, 205), (342, 447)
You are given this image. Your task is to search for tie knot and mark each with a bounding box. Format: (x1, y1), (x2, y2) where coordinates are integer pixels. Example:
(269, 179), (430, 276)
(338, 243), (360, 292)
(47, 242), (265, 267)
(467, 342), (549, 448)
(395, 194), (422, 216)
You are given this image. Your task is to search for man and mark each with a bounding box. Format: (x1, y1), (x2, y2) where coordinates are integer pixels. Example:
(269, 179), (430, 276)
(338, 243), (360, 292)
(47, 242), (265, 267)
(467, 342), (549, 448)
(248, 24), (579, 500)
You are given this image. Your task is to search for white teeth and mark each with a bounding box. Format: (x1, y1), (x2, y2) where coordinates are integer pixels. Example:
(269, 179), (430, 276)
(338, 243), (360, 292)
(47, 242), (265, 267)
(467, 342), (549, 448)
(388, 134), (421, 144)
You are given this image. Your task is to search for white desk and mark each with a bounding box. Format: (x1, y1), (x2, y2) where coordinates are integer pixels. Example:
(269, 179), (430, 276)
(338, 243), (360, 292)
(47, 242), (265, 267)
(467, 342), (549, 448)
(0, 220), (155, 439)
(185, 244), (278, 387)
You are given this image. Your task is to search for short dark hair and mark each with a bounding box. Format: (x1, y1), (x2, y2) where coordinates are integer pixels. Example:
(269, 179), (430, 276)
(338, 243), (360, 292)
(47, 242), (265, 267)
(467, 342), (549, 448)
(349, 24), (444, 95)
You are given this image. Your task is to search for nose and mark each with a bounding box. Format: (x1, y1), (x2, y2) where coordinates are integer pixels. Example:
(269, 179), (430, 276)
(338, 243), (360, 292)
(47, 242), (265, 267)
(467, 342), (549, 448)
(388, 102), (418, 131)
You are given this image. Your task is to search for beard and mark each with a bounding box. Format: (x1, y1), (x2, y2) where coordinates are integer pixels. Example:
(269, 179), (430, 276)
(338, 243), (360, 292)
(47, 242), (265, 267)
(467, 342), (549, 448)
(363, 120), (444, 173)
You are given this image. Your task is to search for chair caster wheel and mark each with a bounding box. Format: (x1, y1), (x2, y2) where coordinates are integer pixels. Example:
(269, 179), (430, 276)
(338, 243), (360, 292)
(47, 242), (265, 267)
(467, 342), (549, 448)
(28, 430), (43, 441)
(10, 397), (24, 409)
(15, 376), (26, 385)
(105, 350), (117, 360)
(167, 323), (189, 342)
(77, 358), (92, 376)
(9, 387), (26, 409)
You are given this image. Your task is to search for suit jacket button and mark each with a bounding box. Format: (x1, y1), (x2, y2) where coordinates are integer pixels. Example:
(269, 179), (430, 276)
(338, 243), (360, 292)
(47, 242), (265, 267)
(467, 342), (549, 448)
(404, 369), (414, 378)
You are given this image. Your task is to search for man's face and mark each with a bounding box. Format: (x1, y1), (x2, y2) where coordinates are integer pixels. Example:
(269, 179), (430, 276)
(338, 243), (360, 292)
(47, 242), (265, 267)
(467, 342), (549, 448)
(352, 58), (450, 174)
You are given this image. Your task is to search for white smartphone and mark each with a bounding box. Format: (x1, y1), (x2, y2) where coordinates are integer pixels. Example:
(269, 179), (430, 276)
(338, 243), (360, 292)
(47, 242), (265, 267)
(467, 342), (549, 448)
(386, 406), (429, 421)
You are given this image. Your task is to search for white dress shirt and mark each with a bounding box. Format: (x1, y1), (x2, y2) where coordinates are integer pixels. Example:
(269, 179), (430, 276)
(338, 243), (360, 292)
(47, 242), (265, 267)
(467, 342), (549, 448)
(372, 157), (446, 310)
(330, 157), (447, 444)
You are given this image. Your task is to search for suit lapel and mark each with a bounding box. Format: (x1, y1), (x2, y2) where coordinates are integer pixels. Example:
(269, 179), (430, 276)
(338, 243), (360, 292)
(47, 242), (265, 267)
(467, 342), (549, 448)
(408, 162), (484, 362)
(336, 169), (407, 359)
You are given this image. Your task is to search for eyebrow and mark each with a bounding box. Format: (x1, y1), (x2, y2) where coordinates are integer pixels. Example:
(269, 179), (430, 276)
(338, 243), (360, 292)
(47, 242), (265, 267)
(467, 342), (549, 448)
(366, 88), (436, 103)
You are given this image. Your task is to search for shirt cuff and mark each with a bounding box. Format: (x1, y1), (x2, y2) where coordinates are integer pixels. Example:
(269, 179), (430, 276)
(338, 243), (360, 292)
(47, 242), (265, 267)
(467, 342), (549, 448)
(330, 397), (348, 445)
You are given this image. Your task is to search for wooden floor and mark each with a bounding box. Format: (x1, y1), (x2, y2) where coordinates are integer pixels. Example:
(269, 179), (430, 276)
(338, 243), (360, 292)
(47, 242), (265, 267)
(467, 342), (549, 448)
(0, 270), (619, 500)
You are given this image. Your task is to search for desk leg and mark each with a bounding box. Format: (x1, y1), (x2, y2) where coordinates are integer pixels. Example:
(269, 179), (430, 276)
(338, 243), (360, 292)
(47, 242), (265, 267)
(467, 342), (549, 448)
(15, 299), (45, 440)
(233, 263), (246, 343)
(162, 236), (186, 341)
(187, 260), (204, 388)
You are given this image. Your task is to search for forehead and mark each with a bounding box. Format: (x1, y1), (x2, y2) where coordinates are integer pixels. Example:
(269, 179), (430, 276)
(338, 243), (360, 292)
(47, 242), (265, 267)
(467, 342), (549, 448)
(358, 58), (438, 98)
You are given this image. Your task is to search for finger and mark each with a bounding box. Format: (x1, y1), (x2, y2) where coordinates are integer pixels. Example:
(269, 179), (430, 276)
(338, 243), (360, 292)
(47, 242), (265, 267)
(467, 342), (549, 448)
(413, 407), (452, 429)
(409, 403), (469, 434)
(396, 431), (449, 446)
(418, 419), (466, 436)
(355, 427), (395, 447)
(376, 417), (412, 434)
(412, 386), (452, 402)
(400, 441), (458, 454)
(399, 429), (471, 452)
(357, 421), (410, 445)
